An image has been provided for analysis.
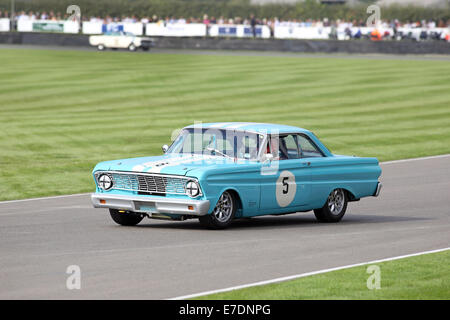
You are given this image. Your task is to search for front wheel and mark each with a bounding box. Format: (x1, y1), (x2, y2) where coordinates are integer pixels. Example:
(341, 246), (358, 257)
(128, 44), (137, 51)
(109, 209), (144, 226)
(97, 44), (105, 51)
(314, 188), (348, 223)
(199, 191), (236, 229)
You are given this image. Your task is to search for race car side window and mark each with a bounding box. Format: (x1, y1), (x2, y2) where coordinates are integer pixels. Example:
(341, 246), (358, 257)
(282, 134), (300, 159)
(297, 134), (324, 158)
(264, 134), (300, 160)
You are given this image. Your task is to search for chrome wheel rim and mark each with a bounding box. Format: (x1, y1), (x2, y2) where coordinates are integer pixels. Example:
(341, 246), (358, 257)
(327, 189), (345, 215)
(213, 192), (233, 223)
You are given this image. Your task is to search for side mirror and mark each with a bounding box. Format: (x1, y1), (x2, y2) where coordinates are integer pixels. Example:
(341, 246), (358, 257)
(162, 144), (169, 153)
(263, 153), (273, 162)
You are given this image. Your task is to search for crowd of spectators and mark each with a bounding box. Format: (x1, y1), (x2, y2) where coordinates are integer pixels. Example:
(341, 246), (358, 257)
(1, 9), (449, 41)
(0, 10), (64, 20)
(3, 10), (449, 28)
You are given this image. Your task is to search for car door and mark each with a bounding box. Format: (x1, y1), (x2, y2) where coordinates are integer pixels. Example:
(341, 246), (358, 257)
(119, 33), (132, 48)
(296, 133), (329, 207)
(259, 134), (312, 213)
(105, 35), (116, 47)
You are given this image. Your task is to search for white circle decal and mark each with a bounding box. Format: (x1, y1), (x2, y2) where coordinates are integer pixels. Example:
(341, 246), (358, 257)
(276, 170), (296, 207)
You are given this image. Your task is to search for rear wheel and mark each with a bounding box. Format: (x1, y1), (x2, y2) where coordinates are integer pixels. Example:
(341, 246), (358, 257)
(314, 188), (347, 223)
(97, 44), (105, 51)
(199, 191), (236, 229)
(128, 44), (137, 51)
(109, 209), (143, 226)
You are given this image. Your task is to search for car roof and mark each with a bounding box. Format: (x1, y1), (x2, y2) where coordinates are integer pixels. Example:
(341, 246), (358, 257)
(184, 122), (310, 134)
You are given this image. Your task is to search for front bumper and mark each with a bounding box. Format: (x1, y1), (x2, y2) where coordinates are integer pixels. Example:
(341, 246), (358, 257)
(91, 193), (210, 216)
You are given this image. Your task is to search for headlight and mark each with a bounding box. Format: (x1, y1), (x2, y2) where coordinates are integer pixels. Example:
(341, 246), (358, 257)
(185, 180), (200, 198)
(97, 174), (113, 190)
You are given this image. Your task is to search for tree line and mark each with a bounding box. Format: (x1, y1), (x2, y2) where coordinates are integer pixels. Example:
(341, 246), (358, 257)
(0, 0), (448, 23)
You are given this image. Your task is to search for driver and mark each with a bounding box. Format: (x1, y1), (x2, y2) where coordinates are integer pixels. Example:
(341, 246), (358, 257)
(266, 137), (288, 160)
(265, 138), (279, 160)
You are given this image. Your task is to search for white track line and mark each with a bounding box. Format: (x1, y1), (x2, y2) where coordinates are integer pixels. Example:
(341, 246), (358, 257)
(0, 153), (448, 204)
(0, 193), (89, 204)
(170, 247), (450, 300)
(381, 154), (450, 165)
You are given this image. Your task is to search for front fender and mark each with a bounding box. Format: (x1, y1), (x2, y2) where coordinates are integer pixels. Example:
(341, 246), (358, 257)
(207, 187), (245, 217)
(198, 169), (261, 217)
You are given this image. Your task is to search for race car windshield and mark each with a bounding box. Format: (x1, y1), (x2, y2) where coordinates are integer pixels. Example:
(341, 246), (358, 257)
(167, 128), (264, 160)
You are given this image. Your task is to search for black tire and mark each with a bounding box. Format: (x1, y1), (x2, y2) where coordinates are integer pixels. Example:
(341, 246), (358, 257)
(142, 47), (150, 51)
(314, 188), (348, 223)
(109, 209), (144, 226)
(97, 44), (105, 51)
(199, 191), (236, 229)
(128, 44), (137, 51)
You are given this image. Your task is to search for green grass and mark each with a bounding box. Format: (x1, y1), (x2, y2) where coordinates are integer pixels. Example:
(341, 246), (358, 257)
(196, 250), (450, 299)
(1, 49), (450, 201)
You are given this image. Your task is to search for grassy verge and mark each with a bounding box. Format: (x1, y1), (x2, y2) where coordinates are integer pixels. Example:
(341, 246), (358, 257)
(1, 49), (450, 200)
(195, 249), (450, 299)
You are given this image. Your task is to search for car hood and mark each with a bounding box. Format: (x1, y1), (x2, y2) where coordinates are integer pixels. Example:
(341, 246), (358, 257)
(94, 153), (254, 176)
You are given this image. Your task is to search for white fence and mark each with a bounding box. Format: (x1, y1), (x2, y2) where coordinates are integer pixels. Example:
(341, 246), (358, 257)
(143, 23), (271, 38)
(145, 23), (206, 37)
(17, 19), (79, 33)
(82, 21), (144, 35)
(275, 26), (330, 39)
(275, 25), (449, 40)
(0, 18), (10, 32)
(3, 19), (450, 41)
(209, 24), (271, 38)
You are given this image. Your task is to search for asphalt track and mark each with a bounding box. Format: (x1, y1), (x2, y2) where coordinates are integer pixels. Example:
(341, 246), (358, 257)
(0, 155), (449, 299)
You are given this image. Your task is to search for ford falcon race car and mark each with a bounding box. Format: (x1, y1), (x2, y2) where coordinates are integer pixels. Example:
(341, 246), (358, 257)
(91, 122), (382, 229)
(89, 31), (153, 51)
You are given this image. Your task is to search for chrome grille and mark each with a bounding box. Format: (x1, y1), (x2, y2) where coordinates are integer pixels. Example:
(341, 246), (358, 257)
(96, 171), (191, 195)
(112, 173), (140, 191)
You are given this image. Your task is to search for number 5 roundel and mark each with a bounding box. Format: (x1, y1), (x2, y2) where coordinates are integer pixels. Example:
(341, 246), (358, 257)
(276, 170), (296, 207)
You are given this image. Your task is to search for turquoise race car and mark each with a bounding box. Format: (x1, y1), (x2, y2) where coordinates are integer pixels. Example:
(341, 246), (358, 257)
(91, 122), (382, 229)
